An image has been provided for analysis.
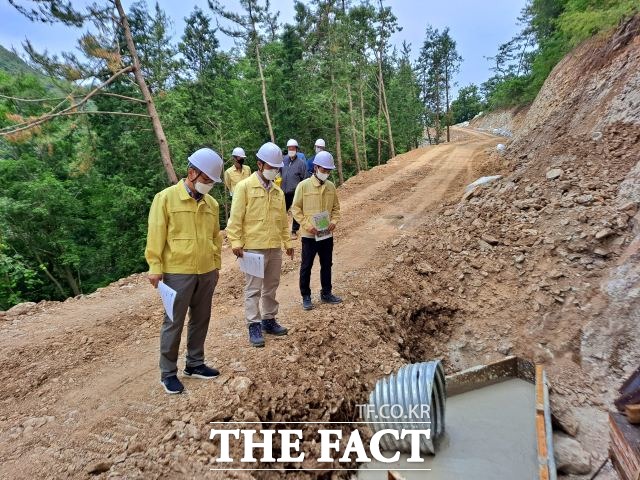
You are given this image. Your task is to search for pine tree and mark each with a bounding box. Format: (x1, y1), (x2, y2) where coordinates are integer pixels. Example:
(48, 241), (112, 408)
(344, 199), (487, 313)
(4, 0), (178, 183)
(179, 7), (221, 79)
(128, 1), (180, 92)
(209, 0), (279, 142)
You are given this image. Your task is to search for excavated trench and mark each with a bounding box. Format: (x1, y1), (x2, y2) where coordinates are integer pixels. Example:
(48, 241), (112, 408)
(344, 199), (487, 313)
(237, 300), (463, 479)
(394, 303), (460, 364)
(208, 299), (462, 480)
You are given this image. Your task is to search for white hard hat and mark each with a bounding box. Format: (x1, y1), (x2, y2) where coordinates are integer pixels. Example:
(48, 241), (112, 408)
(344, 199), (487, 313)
(314, 138), (326, 148)
(232, 147), (246, 158)
(256, 142), (284, 168)
(286, 138), (299, 148)
(188, 148), (223, 182)
(312, 150), (335, 170)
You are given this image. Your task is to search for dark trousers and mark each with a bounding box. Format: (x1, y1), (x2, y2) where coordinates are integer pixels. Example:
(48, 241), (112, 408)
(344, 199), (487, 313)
(284, 192), (300, 233)
(300, 236), (333, 297)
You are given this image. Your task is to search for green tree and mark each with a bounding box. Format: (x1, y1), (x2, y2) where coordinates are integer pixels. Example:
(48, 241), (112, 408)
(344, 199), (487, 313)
(417, 26), (445, 144)
(439, 28), (462, 140)
(209, 0), (280, 142)
(5, 0), (179, 183)
(450, 84), (484, 124)
(387, 42), (423, 152)
(128, 1), (180, 92)
(179, 7), (221, 79)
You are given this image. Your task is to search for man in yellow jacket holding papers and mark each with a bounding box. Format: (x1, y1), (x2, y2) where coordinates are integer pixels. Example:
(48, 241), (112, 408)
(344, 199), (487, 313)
(226, 142), (294, 347)
(291, 150), (342, 311)
(145, 148), (224, 395)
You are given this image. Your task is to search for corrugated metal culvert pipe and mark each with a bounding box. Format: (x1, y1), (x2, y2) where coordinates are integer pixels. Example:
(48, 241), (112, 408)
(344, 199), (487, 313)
(364, 360), (446, 455)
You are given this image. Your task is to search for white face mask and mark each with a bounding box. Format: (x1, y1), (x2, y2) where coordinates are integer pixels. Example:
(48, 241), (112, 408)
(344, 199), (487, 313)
(315, 146), (322, 154)
(288, 150), (296, 158)
(195, 181), (214, 194)
(262, 168), (278, 181)
(315, 171), (329, 182)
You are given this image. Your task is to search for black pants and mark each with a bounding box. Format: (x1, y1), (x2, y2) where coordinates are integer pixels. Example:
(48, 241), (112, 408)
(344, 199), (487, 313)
(300, 236), (333, 297)
(284, 192), (300, 233)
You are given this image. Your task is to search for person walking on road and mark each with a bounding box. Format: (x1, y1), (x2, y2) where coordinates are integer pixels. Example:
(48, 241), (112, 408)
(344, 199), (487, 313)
(145, 148), (224, 394)
(281, 138), (307, 240)
(226, 142), (294, 347)
(224, 147), (251, 197)
(291, 150), (343, 311)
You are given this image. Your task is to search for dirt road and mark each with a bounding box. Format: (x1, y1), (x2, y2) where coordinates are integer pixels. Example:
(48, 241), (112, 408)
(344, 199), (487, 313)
(0, 128), (499, 478)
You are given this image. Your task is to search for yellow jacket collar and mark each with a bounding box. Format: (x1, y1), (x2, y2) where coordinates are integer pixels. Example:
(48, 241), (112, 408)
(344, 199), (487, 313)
(178, 179), (192, 201)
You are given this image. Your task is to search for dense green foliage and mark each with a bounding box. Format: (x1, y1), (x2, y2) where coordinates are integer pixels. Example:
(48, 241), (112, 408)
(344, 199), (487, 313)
(449, 84), (483, 124)
(0, 0), (425, 309)
(482, 0), (639, 109)
(0, 45), (63, 92)
(416, 26), (461, 143)
(0, 46), (37, 77)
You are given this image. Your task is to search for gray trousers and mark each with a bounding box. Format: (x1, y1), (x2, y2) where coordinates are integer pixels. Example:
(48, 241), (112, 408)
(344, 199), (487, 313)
(244, 248), (282, 325)
(159, 270), (218, 380)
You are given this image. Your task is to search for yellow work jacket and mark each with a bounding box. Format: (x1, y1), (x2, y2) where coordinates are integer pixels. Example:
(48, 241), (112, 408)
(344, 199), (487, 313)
(290, 175), (341, 239)
(224, 164), (251, 194)
(226, 173), (292, 250)
(145, 179), (222, 275)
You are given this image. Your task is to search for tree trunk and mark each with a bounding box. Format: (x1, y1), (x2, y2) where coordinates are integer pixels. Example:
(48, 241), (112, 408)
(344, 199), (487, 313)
(218, 128), (229, 222)
(445, 63), (450, 143)
(434, 75), (441, 144)
(331, 71), (344, 184)
(346, 83), (360, 173)
(254, 43), (275, 142)
(377, 53), (395, 159)
(245, 0), (274, 142)
(33, 251), (66, 298)
(358, 79), (368, 169)
(377, 82), (382, 166)
(63, 265), (81, 297)
(115, 0), (178, 184)
(376, 94), (382, 165)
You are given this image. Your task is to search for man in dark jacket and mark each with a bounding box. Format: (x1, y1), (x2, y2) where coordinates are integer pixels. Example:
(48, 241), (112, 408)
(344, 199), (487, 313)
(306, 138), (326, 175)
(281, 138), (308, 239)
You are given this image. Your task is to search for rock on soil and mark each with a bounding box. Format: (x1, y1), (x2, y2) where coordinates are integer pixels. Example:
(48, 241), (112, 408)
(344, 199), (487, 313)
(553, 433), (592, 475)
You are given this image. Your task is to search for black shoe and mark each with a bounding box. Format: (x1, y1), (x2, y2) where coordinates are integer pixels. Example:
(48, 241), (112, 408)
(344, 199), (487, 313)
(183, 364), (219, 379)
(249, 322), (265, 347)
(321, 293), (343, 304)
(261, 318), (288, 336)
(302, 295), (314, 310)
(160, 375), (184, 394)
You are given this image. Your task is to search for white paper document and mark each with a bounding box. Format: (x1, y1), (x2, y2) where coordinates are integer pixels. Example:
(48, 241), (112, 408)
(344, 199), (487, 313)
(238, 252), (265, 278)
(157, 281), (177, 322)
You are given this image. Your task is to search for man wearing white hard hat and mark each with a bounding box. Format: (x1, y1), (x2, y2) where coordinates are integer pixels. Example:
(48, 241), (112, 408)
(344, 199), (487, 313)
(291, 150), (342, 311)
(306, 138), (326, 176)
(224, 147), (251, 197)
(281, 138), (308, 240)
(145, 148), (224, 394)
(227, 142), (294, 347)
